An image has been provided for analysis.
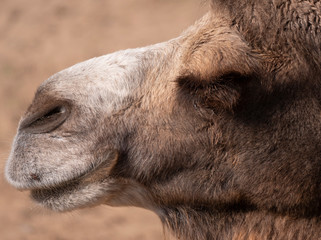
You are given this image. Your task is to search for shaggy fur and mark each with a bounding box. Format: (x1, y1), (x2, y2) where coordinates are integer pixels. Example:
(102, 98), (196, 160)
(5, 0), (321, 239)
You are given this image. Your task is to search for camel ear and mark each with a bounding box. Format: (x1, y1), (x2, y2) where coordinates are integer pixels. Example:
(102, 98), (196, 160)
(177, 26), (259, 111)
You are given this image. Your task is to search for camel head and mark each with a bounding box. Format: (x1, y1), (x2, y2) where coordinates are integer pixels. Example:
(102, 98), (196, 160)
(5, 2), (321, 239)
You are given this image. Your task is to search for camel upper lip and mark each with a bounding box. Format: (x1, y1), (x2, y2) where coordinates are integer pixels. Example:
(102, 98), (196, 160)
(6, 154), (111, 192)
(33, 150), (118, 191)
(33, 160), (108, 191)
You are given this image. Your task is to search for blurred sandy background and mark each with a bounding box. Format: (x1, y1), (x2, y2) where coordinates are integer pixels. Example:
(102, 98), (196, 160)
(0, 0), (206, 239)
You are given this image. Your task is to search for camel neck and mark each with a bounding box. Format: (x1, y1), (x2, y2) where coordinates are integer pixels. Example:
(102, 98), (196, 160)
(159, 207), (321, 240)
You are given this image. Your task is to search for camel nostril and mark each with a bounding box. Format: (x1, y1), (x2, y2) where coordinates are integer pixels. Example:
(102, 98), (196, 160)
(30, 173), (41, 181)
(20, 102), (71, 134)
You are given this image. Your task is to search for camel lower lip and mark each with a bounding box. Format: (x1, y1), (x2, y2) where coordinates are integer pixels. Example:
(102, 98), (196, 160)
(30, 179), (80, 202)
(29, 177), (111, 212)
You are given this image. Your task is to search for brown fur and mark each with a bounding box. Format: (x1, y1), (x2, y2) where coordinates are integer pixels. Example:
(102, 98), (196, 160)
(129, 1), (321, 238)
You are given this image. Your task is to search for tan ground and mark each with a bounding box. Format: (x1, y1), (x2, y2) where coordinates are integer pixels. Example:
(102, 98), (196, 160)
(0, 0), (206, 239)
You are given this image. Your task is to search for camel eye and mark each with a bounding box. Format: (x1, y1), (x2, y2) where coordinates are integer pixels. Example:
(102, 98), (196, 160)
(21, 104), (70, 134)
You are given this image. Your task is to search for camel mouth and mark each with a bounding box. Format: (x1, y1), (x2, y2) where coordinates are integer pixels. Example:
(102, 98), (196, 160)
(30, 179), (110, 212)
(29, 151), (119, 211)
(30, 159), (118, 212)
(29, 166), (96, 203)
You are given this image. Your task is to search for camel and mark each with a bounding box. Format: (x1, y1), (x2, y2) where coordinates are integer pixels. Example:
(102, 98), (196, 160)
(5, 0), (321, 239)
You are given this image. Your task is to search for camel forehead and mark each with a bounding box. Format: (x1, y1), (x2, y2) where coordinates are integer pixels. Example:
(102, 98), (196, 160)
(37, 45), (164, 111)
